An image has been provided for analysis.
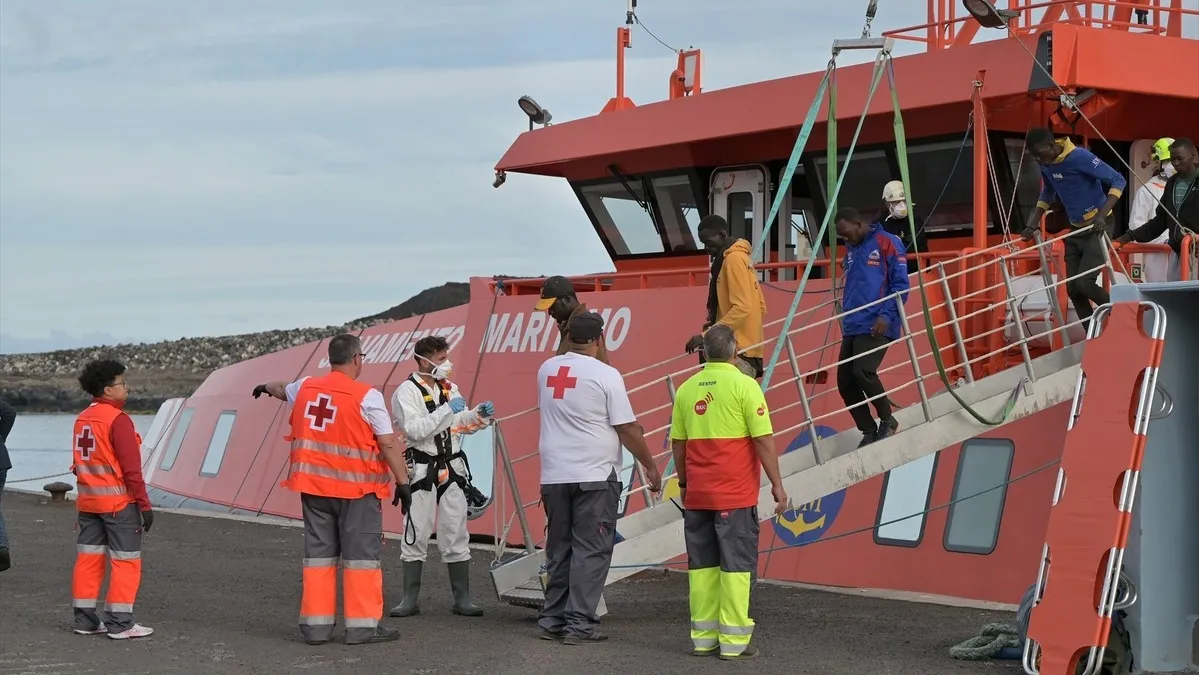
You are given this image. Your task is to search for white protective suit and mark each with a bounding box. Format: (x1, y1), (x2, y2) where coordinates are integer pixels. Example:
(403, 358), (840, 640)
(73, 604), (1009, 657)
(391, 374), (491, 563)
(1127, 174), (1175, 283)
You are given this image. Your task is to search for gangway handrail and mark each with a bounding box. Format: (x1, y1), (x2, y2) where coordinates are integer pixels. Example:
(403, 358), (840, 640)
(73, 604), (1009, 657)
(483, 235), (1117, 553)
(493, 224), (1100, 427)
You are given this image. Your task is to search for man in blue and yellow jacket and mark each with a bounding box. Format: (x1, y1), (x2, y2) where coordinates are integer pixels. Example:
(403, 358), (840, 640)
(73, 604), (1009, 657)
(834, 208), (911, 447)
(1019, 128), (1127, 329)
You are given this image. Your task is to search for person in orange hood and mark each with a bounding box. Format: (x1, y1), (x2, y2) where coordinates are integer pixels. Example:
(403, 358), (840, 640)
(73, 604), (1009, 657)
(69, 359), (154, 640)
(685, 215), (768, 378)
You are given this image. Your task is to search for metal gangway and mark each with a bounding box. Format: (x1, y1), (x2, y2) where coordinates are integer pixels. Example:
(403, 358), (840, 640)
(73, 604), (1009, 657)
(482, 225), (1131, 612)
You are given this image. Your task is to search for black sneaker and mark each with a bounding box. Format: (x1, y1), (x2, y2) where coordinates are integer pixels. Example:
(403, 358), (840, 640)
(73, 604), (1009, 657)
(877, 417), (899, 440)
(345, 626), (400, 645)
(719, 644), (760, 660)
(562, 632), (608, 645)
(857, 429), (877, 448)
(0, 547), (10, 572)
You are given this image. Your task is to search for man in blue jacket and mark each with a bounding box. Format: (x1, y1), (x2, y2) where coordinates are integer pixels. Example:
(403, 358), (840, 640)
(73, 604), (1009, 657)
(834, 208), (911, 447)
(1019, 128), (1126, 329)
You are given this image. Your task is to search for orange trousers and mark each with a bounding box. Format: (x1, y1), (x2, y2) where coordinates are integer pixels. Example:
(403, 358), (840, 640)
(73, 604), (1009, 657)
(299, 493), (384, 644)
(72, 504), (142, 634)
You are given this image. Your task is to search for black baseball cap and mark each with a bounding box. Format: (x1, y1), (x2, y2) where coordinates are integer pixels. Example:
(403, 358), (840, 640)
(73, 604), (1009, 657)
(567, 311), (604, 343)
(535, 275), (576, 311)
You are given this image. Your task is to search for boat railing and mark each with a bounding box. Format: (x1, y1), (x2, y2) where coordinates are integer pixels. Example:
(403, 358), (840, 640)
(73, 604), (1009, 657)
(483, 225), (1137, 555)
(882, 1), (1199, 51)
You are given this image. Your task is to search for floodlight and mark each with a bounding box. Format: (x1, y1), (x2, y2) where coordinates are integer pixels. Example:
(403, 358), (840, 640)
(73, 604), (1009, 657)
(962, 0), (1018, 29)
(517, 95), (553, 130)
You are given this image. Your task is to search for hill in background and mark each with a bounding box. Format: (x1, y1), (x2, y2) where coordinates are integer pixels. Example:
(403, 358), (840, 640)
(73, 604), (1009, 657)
(0, 279), (483, 412)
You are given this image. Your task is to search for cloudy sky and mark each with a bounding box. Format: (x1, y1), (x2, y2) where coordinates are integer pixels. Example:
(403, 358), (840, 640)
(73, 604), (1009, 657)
(5, 1), (1172, 352)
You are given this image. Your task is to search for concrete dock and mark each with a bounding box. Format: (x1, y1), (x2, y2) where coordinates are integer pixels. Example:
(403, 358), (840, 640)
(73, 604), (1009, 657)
(0, 490), (1022, 674)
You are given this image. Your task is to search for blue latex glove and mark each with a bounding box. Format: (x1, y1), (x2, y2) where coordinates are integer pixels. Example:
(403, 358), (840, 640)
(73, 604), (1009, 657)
(448, 397), (467, 413)
(477, 401), (495, 417)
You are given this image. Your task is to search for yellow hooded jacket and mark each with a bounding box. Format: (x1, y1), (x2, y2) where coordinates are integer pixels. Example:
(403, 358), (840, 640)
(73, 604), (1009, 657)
(709, 239), (767, 359)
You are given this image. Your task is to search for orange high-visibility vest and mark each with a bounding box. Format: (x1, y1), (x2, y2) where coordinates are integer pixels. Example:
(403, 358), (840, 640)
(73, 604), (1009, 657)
(72, 402), (139, 514)
(281, 371), (391, 500)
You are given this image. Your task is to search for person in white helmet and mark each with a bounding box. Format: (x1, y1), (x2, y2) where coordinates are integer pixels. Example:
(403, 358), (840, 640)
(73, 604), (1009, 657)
(878, 180), (928, 270)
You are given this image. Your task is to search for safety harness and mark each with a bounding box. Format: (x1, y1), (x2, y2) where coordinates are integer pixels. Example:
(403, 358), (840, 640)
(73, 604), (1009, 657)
(405, 374), (477, 500)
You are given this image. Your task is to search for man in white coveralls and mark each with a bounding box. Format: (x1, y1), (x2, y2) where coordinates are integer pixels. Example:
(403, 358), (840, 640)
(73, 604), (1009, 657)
(388, 334), (494, 618)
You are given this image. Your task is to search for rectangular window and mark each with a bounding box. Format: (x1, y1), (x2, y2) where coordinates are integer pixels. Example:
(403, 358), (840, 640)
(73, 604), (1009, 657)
(904, 140), (990, 234)
(943, 438), (1015, 554)
(874, 452), (939, 547)
(199, 411), (237, 477)
(813, 149), (894, 220)
(158, 407), (195, 472)
(575, 172), (705, 258)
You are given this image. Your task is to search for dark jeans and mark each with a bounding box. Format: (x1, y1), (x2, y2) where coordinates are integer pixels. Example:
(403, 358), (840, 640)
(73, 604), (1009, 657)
(537, 471), (621, 638)
(1064, 230), (1111, 327)
(0, 469), (8, 550)
(836, 335), (893, 433)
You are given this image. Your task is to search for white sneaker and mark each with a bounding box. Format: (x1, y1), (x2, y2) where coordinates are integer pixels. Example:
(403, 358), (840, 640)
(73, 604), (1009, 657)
(73, 624), (107, 635)
(108, 624), (154, 639)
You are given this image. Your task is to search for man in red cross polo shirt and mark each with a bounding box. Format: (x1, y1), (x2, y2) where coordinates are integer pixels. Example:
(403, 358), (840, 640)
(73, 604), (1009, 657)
(534, 311), (661, 645)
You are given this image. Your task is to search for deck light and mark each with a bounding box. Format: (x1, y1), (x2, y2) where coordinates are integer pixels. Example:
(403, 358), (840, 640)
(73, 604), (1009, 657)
(517, 95), (553, 131)
(962, 0), (1017, 29)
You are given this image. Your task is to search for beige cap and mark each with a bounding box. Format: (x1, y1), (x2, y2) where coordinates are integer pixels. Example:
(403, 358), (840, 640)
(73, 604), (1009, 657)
(882, 180), (907, 203)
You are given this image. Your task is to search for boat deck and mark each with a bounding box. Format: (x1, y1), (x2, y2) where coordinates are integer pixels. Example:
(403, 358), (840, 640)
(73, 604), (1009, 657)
(1, 490), (1021, 675)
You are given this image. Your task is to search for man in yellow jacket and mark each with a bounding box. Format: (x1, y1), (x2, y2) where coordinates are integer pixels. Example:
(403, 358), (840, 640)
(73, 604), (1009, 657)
(684, 215), (768, 378)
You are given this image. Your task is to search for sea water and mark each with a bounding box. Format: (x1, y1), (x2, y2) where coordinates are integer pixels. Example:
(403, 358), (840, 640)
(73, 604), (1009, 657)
(3, 413), (156, 492)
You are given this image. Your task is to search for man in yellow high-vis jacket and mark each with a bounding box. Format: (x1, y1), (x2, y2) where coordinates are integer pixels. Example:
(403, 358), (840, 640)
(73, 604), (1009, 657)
(669, 325), (789, 660)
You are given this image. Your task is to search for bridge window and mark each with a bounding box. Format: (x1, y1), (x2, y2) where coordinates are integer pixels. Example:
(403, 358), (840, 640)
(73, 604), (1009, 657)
(1006, 138), (1044, 229)
(906, 140), (989, 233)
(458, 424), (495, 519)
(199, 411), (237, 477)
(814, 149), (894, 219)
(943, 438), (1014, 555)
(873, 453), (939, 547)
(158, 407), (195, 472)
(575, 172), (705, 257)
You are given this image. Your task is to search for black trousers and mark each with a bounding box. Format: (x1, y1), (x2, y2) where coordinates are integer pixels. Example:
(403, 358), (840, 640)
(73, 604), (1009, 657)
(1063, 231), (1110, 327)
(537, 470), (621, 638)
(836, 335), (893, 433)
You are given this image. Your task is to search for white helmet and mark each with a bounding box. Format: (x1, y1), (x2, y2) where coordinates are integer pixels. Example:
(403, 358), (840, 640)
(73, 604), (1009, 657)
(882, 180), (907, 203)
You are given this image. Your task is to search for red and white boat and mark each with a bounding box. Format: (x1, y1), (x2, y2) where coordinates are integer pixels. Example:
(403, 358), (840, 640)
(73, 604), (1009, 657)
(134, 2), (1199, 672)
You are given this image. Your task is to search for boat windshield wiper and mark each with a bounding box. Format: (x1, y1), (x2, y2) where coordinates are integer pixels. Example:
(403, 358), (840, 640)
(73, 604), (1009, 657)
(607, 163), (666, 238)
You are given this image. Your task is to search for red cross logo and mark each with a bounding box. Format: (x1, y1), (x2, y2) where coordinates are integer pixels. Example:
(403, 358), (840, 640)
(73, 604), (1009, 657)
(305, 394), (338, 431)
(546, 365), (578, 400)
(75, 426), (96, 461)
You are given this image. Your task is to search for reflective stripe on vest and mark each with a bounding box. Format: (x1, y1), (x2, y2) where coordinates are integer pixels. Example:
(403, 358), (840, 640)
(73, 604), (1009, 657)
(281, 371), (390, 500)
(72, 402), (135, 514)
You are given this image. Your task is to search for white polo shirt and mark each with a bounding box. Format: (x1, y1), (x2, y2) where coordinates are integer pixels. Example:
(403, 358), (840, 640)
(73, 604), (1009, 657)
(537, 352), (637, 485)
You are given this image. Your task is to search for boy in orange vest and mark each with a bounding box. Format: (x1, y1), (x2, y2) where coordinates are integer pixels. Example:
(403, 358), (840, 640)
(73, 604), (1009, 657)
(70, 359), (155, 639)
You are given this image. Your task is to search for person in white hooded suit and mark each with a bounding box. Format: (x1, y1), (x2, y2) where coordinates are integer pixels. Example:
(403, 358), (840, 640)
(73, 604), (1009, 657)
(389, 335), (494, 618)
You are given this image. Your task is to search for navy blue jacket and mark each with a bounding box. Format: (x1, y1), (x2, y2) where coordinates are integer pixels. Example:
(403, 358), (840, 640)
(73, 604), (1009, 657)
(841, 223), (911, 341)
(1036, 138), (1127, 226)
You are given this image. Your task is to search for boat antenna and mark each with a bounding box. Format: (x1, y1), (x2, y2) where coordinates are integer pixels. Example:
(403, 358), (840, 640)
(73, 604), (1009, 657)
(861, 0), (879, 39)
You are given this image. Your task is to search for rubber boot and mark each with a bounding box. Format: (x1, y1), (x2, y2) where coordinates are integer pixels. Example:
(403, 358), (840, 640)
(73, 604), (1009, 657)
(388, 560), (422, 617)
(448, 561), (483, 617)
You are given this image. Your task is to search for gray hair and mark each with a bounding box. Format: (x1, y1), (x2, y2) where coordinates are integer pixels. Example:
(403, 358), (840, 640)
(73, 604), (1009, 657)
(327, 333), (362, 366)
(702, 325), (738, 362)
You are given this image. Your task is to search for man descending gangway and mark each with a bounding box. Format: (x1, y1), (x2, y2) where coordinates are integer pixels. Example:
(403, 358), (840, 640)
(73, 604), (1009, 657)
(669, 325), (789, 660)
(388, 335), (494, 618)
(254, 333), (412, 646)
(69, 359), (155, 639)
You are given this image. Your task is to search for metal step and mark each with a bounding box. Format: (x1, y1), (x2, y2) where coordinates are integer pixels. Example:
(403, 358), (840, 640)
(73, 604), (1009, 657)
(491, 344), (1084, 603)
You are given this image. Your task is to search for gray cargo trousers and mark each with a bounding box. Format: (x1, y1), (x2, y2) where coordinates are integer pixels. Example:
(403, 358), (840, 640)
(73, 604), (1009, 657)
(537, 469), (621, 638)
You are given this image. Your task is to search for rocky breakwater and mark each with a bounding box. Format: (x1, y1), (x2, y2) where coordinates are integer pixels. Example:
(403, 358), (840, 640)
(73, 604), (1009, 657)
(0, 280), (477, 413)
(0, 325), (361, 413)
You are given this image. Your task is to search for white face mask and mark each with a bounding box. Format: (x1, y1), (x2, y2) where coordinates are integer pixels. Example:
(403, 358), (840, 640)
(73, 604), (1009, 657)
(1161, 161), (1176, 178)
(889, 202), (908, 219)
(419, 355), (453, 380)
